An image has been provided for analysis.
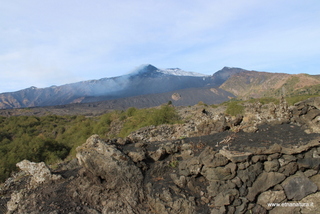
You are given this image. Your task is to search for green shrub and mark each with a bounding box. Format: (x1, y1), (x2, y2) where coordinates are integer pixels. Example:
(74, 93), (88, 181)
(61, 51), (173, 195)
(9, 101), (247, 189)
(0, 114), (95, 182)
(150, 105), (180, 126)
(119, 105), (180, 137)
(286, 95), (319, 106)
(197, 101), (208, 106)
(225, 101), (244, 116)
(248, 97), (279, 105)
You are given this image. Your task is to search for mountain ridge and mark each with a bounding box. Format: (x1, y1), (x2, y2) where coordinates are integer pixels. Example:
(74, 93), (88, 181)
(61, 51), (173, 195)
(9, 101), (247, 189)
(220, 70), (320, 99)
(0, 65), (319, 110)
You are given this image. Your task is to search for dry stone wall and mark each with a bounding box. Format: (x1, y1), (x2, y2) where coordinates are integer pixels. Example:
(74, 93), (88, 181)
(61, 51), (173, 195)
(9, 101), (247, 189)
(148, 137), (320, 214)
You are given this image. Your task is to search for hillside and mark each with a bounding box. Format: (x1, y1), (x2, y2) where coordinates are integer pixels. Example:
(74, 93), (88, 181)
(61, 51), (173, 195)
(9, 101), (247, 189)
(220, 71), (320, 99)
(0, 87), (234, 117)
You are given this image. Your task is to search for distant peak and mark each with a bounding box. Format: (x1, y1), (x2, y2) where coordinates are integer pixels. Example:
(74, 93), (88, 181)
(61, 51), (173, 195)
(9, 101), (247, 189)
(217, 66), (247, 72)
(213, 67), (248, 81)
(129, 64), (159, 75)
(136, 64), (158, 72)
(221, 66), (243, 70)
(126, 64), (209, 78)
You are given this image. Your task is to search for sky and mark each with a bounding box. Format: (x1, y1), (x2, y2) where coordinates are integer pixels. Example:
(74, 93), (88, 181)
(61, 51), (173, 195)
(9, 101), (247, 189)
(1, 0), (320, 93)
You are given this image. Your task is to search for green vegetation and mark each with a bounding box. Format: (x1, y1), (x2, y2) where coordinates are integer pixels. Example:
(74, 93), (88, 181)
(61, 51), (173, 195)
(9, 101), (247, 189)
(286, 84), (320, 97)
(285, 94), (320, 106)
(197, 101), (208, 106)
(271, 76), (320, 98)
(168, 160), (179, 168)
(225, 100), (245, 116)
(223, 94), (319, 116)
(210, 104), (219, 108)
(119, 105), (181, 137)
(248, 97), (279, 105)
(0, 104), (180, 182)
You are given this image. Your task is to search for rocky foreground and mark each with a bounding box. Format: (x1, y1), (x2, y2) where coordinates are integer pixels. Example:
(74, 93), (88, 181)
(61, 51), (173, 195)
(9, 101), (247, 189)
(1, 97), (320, 214)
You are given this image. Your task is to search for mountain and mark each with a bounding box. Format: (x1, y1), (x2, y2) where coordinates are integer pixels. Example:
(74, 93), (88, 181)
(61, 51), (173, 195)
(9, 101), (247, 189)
(0, 64), (229, 109)
(1, 64), (319, 110)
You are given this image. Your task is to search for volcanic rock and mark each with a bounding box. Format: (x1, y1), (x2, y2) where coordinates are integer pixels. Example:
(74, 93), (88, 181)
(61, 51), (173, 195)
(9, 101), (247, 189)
(16, 160), (61, 187)
(247, 172), (286, 201)
(281, 171), (317, 201)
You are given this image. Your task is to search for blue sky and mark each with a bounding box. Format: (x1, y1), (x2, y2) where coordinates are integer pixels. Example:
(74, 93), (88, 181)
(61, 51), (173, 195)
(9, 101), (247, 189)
(1, 0), (320, 93)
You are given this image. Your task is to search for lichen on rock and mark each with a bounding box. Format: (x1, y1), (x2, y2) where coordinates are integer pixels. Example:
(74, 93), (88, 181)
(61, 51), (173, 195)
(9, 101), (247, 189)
(16, 160), (61, 187)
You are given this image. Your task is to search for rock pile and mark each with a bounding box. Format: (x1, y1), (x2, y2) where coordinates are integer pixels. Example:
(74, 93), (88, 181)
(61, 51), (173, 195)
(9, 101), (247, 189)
(293, 97), (320, 133)
(128, 97), (320, 143)
(243, 96), (320, 134)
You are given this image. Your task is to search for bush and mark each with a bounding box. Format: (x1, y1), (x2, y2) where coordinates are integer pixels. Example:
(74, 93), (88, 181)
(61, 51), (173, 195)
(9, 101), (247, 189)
(225, 101), (244, 116)
(126, 107), (137, 117)
(150, 105), (180, 126)
(119, 105), (180, 137)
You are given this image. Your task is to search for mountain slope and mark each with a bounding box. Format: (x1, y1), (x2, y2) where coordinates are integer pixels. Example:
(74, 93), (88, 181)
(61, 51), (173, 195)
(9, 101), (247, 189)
(220, 71), (320, 98)
(0, 86), (235, 117)
(81, 86), (235, 109)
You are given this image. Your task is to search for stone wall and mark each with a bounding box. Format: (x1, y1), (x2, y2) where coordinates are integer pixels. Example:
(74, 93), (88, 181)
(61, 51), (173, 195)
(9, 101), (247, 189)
(175, 138), (320, 214)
